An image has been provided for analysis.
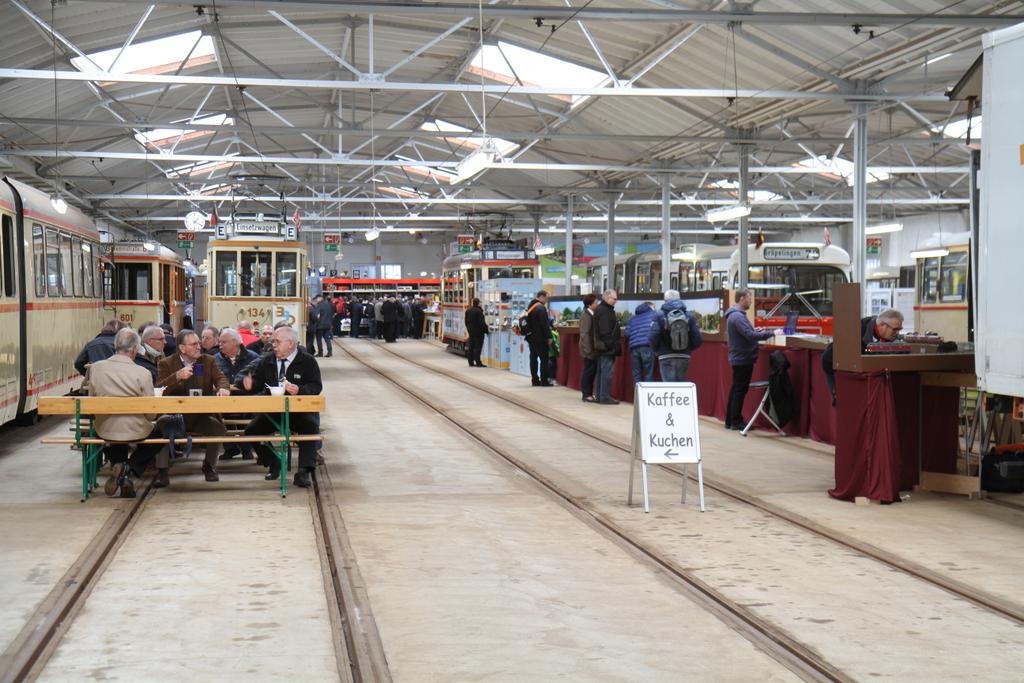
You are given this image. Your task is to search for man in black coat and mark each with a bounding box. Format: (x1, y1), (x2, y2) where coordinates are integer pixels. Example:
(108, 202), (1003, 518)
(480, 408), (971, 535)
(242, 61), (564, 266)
(241, 326), (323, 488)
(381, 296), (400, 343)
(592, 289), (622, 404)
(525, 290), (553, 386)
(350, 299), (363, 337)
(464, 298), (487, 367)
(411, 298), (426, 339)
(315, 294), (335, 357)
(74, 320), (122, 376)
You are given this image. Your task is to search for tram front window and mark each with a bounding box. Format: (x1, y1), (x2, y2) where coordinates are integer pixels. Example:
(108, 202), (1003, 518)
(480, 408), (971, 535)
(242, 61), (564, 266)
(276, 252), (297, 297)
(241, 251), (272, 297)
(745, 265), (846, 316)
(113, 263), (152, 300)
(215, 251), (238, 296)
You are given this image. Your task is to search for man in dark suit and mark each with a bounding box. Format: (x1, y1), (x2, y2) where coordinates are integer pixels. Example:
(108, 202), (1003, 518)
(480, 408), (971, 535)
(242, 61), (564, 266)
(525, 290), (553, 386)
(464, 298), (487, 367)
(241, 326), (323, 488)
(156, 329), (231, 482)
(380, 296), (400, 343)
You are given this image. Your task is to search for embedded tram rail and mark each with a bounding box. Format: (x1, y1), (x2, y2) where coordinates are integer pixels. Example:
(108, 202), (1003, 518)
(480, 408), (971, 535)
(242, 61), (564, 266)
(337, 340), (847, 683)
(0, 418), (386, 683)
(357, 338), (1024, 627)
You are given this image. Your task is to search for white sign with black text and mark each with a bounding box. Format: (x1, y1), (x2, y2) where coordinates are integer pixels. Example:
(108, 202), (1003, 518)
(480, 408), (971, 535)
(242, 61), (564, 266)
(628, 382), (705, 512)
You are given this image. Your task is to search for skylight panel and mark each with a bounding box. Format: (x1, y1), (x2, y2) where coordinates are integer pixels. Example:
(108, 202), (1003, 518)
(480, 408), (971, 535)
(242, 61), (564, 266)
(940, 117), (981, 139)
(72, 30), (216, 75)
(164, 157), (237, 179)
(420, 119), (518, 156)
(794, 155), (889, 186)
(396, 155), (456, 184)
(467, 41), (606, 105)
(708, 179), (781, 202)
(135, 113), (233, 148)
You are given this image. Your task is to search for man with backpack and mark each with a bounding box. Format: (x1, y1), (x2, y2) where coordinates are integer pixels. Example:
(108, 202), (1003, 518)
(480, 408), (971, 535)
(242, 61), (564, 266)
(649, 289), (704, 382)
(624, 302), (658, 383)
(522, 290), (553, 386)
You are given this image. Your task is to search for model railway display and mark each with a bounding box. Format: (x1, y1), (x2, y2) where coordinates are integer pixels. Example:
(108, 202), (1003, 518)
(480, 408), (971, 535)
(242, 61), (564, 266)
(0, 177), (104, 426)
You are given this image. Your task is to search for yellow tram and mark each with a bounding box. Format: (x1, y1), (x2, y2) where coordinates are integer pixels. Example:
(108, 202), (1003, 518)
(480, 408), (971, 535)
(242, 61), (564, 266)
(204, 215), (308, 333)
(0, 177), (104, 425)
(102, 241), (186, 330)
(914, 233), (970, 341)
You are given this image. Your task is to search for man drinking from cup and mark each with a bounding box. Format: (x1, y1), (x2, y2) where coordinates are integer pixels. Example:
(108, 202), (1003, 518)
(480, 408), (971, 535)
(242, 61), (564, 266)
(156, 329), (231, 484)
(241, 326), (322, 488)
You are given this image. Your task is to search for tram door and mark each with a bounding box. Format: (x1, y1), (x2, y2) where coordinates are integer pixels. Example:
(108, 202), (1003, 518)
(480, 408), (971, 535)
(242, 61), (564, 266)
(160, 263), (172, 325)
(0, 214), (19, 424)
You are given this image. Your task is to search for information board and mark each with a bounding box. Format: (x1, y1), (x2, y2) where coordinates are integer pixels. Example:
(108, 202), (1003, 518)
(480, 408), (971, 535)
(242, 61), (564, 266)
(635, 383), (702, 464)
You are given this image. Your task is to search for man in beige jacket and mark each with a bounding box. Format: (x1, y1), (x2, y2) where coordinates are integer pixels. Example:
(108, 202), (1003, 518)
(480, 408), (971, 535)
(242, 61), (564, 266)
(85, 327), (163, 497)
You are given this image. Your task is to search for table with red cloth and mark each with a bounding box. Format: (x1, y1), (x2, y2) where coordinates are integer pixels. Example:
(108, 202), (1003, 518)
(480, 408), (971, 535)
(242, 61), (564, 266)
(556, 330), (836, 444)
(828, 371), (959, 504)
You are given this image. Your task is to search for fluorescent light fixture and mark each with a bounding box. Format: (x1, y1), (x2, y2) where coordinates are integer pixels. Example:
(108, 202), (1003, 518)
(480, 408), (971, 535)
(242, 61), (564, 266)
(866, 222), (903, 235)
(365, 228), (380, 241)
(50, 194), (67, 214)
(452, 139), (498, 184)
(672, 249), (699, 262)
(535, 245), (555, 256)
(408, 228), (416, 235)
(419, 271), (428, 277)
(747, 283), (788, 289)
(926, 52), (952, 66)
(705, 204), (751, 223)
(910, 248), (949, 259)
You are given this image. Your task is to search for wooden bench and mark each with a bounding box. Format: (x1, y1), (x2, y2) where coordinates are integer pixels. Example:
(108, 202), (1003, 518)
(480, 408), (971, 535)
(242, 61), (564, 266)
(38, 395), (325, 500)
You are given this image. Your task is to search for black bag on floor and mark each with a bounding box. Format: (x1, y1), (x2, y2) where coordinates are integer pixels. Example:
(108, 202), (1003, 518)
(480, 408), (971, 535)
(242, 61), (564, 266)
(981, 448), (1024, 493)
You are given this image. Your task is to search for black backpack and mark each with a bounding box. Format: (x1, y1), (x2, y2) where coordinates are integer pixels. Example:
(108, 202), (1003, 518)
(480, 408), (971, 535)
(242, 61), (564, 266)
(664, 308), (690, 352)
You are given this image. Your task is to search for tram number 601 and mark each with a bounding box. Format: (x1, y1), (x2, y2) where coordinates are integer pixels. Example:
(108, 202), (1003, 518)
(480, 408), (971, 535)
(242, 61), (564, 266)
(118, 312), (134, 324)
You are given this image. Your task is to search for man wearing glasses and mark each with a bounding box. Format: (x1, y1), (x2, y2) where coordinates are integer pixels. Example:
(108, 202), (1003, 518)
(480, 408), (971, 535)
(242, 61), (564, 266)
(241, 326), (322, 488)
(821, 309), (905, 402)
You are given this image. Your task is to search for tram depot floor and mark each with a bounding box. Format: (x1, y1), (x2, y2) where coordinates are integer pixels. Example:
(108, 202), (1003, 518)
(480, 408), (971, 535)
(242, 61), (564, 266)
(1, 338), (1022, 682)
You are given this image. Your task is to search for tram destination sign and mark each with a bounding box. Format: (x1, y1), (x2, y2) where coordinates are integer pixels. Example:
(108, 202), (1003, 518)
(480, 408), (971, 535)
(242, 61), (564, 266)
(763, 246), (820, 261)
(232, 221), (281, 235)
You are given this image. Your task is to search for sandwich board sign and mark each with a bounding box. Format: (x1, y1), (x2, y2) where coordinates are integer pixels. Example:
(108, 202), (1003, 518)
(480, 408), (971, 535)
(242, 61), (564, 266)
(628, 382), (705, 513)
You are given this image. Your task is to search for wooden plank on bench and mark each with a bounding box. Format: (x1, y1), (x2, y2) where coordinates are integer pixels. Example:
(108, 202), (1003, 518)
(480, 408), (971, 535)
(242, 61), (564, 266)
(41, 435), (323, 445)
(39, 395), (324, 415)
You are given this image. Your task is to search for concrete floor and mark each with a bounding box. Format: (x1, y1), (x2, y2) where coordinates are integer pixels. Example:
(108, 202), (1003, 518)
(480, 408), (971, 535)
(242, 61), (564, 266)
(3, 337), (1022, 681)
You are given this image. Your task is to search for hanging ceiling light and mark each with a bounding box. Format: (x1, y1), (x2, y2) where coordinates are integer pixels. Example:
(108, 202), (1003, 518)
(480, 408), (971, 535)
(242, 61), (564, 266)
(866, 222), (903, 235)
(535, 245), (555, 256)
(365, 227), (380, 241)
(49, 3), (66, 215)
(705, 204), (751, 223)
(910, 247), (949, 259)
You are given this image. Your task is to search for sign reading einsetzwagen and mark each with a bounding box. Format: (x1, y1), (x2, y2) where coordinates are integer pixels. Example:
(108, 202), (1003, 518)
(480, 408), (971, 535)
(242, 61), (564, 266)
(629, 382), (705, 512)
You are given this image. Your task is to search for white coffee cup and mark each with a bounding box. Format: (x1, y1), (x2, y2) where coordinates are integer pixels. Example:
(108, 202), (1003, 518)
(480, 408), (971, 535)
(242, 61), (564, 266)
(269, 385), (285, 396)
(153, 387), (165, 397)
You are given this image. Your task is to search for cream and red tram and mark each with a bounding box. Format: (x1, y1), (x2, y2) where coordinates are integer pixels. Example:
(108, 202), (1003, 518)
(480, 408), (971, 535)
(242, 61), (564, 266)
(205, 215), (308, 333)
(102, 241), (186, 330)
(0, 177), (103, 425)
(440, 243), (539, 350)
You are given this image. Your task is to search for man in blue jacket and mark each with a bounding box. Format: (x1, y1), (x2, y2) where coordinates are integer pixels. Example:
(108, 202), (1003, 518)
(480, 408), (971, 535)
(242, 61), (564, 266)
(649, 289), (703, 382)
(724, 288), (781, 430)
(624, 302), (657, 383)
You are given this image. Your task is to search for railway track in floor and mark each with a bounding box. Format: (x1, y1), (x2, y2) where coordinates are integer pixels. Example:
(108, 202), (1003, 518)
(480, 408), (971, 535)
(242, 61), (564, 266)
(353, 339), (1024, 627)
(0, 421), (388, 683)
(338, 340), (851, 683)
(0, 474), (157, 683)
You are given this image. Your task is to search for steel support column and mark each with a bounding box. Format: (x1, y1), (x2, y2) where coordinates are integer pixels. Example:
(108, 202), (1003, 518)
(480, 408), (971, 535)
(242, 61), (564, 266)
(661, 173), (672, 292)
(738, 146), (750, 289)
(852, 101), (869, 285)
(606, 191), (616, 293)
(565, 194), (574, 295)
